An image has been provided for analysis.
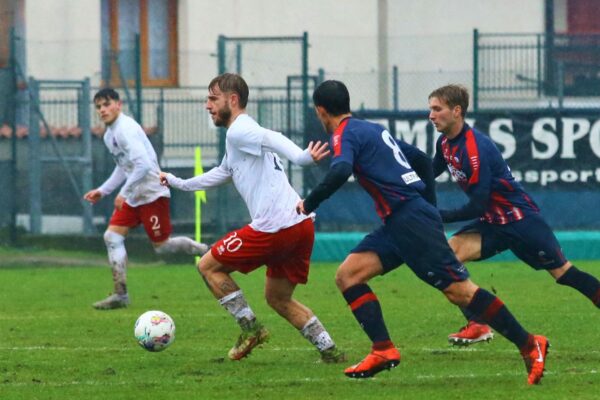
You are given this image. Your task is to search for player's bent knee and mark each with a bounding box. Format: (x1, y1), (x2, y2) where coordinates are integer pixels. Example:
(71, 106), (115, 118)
(197, 260), (209, 277)
(335, 267), (369, 291)
(447, 236), (461, 254)
(549, 262), (572, 280)
(265, 293), (289, 311)
(103, 230), (125, 249)
(443, 280), (477, 307)
(335, 268), (356, 291)
(197, 254), (213, 277)
(448, 237), (471, 262)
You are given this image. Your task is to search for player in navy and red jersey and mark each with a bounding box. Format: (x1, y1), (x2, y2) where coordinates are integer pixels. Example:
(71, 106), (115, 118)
(296, 80), (548, 385)
(429, 84), (600, 347)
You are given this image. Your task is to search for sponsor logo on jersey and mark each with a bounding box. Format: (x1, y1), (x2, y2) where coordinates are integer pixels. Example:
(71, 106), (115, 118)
(401, 171), (421, 185)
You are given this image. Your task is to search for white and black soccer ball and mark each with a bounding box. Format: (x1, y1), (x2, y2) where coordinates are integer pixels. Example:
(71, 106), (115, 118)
(134, 310), (175, 352)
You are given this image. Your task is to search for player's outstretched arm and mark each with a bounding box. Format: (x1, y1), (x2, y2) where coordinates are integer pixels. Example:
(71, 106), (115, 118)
(83, 189), (103, 204)
(261, 129), (329, 166)
(95, 166), (127, 199)
(159, 165), (232, 192)
(302, 162), (353, 214)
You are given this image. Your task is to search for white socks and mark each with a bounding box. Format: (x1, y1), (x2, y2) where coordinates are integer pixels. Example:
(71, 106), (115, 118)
(219, 290), (256, 331)
(103, 230), (128, 295)
(154, 236), (209, 255)
(300, 316), (335, 352)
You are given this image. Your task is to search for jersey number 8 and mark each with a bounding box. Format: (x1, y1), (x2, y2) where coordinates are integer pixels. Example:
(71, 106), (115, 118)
(381, 130), (410, 169)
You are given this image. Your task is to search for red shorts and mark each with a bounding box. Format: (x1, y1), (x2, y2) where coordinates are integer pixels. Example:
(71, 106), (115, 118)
(109, 197), (172, 243)
(211, 218), (315, 284)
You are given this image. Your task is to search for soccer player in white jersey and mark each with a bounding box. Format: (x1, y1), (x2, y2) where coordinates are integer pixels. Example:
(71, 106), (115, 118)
(84, 88), (209, 310)
(159, 73), (346, 363)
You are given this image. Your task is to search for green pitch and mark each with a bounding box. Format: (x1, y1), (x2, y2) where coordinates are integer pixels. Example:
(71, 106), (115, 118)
(0, 247), (598, 399)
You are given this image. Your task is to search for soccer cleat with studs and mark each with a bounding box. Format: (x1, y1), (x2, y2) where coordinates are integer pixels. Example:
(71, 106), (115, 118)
(521, 335), (550, 385)
(92, 293), (130, 310)
(344, 347), (401, 378)
(448, 321), (494, 346)
(228, 323), (270, 360)
(319, 346), (347, 363)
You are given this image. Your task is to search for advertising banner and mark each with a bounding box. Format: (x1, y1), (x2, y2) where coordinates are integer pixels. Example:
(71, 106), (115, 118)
(355, 109), (600, 189)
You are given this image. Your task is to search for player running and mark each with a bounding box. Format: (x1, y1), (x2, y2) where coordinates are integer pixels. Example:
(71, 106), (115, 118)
(84, 88), (209, 310)
(428, 84), (600, 346)
(160, 73), (346, 363)
(296, 80), (548, 385)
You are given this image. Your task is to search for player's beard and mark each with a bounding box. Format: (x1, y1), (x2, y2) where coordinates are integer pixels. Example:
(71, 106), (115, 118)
(213, 103), (232, 127)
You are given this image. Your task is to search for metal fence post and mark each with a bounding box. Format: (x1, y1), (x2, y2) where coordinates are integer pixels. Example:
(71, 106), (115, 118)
(301, 31), (309, 195)
(28, 77), (42, 234)
(392, 65), (399, 111)
(80, 78), (94, 234)
(217, 35), (227, 160)
(536, 34), (542, 98)
(9, 28), (18, 243)
(135, 33), (143, 125)
(216, 35), (227, 234)
(158, 88), (165, 162)
(472, 29), (479, 112)
(317, 68), (325, 84)
(557, 60), (564, 109)
(235, 43), (242, 75)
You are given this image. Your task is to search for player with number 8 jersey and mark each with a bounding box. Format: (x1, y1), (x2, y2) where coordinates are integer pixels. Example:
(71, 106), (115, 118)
(297, 80), (547, 384)
(160, 73), (346, 363)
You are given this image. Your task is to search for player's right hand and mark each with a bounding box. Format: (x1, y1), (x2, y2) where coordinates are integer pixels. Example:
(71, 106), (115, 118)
(159, 171), (170, 187)
(83, 189), (102, 204)
(308, 140), (330, 163)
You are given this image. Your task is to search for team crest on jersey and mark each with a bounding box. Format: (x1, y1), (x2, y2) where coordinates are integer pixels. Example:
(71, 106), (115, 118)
(447, 164), (467, 182)
(442, 140), (465, 182)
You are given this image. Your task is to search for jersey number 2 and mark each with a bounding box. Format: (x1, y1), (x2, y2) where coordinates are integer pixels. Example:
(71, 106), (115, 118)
(150, 215), (161, 230)
(381, 130), (410, 169)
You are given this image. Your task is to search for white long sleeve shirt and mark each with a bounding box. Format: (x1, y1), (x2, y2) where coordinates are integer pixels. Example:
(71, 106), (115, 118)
(98, 113), (169, 207)
(165, 114), (314, 233)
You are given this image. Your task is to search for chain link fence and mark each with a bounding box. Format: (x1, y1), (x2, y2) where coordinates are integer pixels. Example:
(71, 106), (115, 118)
(2, 31), (600, 243)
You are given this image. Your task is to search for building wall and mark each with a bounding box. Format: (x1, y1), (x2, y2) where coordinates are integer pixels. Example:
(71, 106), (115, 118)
(23, 0), (545, 106)
(25, 0), (101, 82)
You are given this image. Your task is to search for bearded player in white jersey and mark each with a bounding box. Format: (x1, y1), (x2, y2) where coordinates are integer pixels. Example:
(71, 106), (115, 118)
(84, 88), (209, 310)
(160, 73), (345, 363)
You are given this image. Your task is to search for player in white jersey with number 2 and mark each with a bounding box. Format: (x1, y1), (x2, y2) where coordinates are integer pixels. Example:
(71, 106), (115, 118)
(160, 73), (346, 363)
(84, 88), (208, 310)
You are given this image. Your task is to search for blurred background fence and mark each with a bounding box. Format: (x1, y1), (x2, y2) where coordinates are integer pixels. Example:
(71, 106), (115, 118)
(1, 29), (600, 246)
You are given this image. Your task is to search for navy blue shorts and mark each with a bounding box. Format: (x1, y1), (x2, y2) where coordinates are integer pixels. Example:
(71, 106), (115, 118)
(453, 214), (567, 270)
(351, 197), (469, 290)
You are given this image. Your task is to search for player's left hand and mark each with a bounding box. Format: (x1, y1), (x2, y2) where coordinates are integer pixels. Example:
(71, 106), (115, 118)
(114, 195), (125, 211)
(308, 141), (330, 163)
(159, 171), (170, 187)
(296, 200), (307, 215)
(83, 189), (102, 204)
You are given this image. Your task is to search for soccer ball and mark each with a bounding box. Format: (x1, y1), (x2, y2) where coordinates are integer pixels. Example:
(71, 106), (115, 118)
(134, 310), (176, 352)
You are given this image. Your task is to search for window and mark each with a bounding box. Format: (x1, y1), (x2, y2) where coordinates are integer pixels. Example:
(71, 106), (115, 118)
(0, 0), (24, 68)
(101, 0), (178, 87)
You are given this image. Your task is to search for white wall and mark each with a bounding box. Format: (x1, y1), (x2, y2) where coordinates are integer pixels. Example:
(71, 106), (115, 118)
(179, 0), (377, 89)
(24, 0), (546, 107)
(26, 0), (101, 82)
(382, 0), (546, 109)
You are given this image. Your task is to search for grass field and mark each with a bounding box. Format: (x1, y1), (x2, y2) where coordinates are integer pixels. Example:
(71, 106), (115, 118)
(0, 246), (598, 399)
